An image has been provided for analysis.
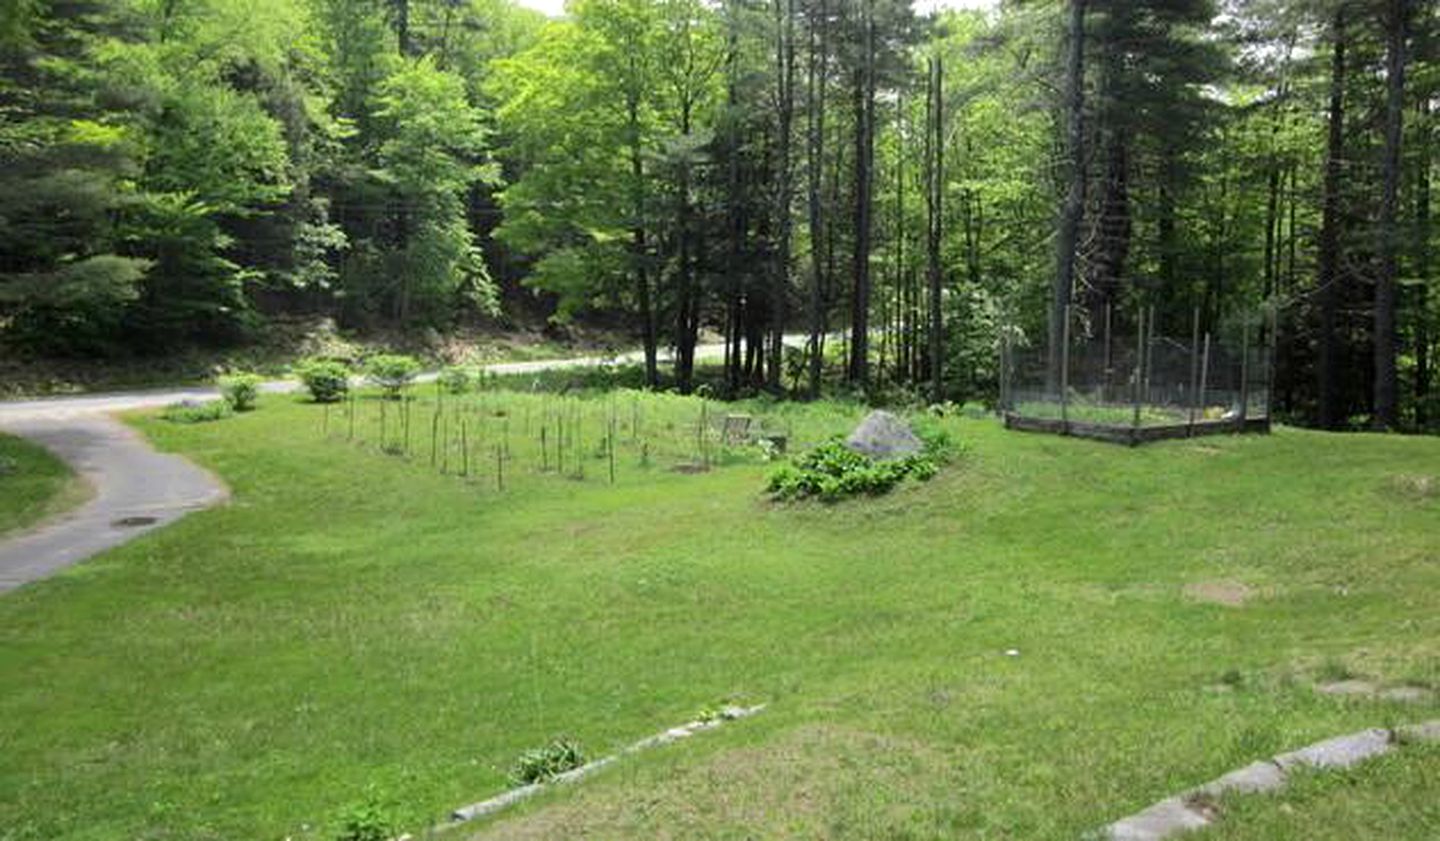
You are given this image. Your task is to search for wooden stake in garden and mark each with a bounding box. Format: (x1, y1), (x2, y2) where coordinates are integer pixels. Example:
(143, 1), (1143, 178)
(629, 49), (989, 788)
(608, 416), (617, 485)
(430, 404), (440, 467)
(461, 418), (470, 477)
(496, 444), (504, 491)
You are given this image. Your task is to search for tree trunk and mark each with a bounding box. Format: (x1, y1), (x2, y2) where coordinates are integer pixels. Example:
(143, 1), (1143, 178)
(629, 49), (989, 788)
(769, 0), (795, 391)
(1317, 8), (1347, 430)
(1374, 0), (1407, 429)
(628, 91), (658, 388)
(806, 0), (828, 398)
(847, 0), (875, 389)
(675, 98), (698, 394)
(927, 56), (944, 403)
(1050, 0), (1086, 393)
(1417, 96), (1432, 427)
(392, 0), (411, 56)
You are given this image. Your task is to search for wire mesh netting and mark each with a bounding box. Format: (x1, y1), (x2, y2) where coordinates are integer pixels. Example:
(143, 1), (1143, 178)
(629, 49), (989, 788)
(1001, 308), (1272, 442)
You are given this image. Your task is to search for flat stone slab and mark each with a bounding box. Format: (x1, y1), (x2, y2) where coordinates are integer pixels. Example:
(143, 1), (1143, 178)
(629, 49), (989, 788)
(1193, 760), (1287, 797)
(1395, 719), (1440, 744)
(1273, 728), (1392, 771)
(1316, 680), (1432, 703)
(1315, 679), (1377, 696)
(1104, 796), (1210, 840)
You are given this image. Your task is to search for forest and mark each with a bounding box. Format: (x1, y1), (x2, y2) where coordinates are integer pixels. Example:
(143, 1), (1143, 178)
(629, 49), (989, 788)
(1, 0), (1437, 431)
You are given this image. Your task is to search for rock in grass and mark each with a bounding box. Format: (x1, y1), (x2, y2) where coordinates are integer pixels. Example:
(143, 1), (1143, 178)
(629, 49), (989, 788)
(845, 410), (923, 460)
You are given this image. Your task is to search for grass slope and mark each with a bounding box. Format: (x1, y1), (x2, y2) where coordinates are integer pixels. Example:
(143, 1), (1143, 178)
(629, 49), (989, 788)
(0, 395), (1436, 840)
(1206, 741), (1440, 840)
(0, 433), (88, 537)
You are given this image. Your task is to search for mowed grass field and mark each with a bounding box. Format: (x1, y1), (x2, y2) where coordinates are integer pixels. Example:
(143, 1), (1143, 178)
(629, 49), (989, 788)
(0, 391), (1437, 840)
(0, 432), (89, 538)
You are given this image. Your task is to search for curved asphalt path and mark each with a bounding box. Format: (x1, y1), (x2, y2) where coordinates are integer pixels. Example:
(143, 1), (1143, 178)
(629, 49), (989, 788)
(0, 338), (802, 593)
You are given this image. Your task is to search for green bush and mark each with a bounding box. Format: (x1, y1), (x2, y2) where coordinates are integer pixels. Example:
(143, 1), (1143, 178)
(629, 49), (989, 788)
(160, 400), (232, 424)
(365, 354), (421, 399)
(332, 791), (394, 841)
(217, 373), (262, 412)
(509, 737), (587, 786)
(767, 437), (947, 503)
(298, 359), (351, 403)
(437, 365), (474, 395)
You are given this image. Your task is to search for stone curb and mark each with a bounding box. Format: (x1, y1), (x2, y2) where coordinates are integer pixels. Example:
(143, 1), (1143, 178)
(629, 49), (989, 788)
(1099, 719), (1439, 840)
(445, 704), (766, 827)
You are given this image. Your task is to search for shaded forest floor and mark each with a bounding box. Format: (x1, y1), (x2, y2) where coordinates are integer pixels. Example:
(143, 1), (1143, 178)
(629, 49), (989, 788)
(0, 393), (1436, 840)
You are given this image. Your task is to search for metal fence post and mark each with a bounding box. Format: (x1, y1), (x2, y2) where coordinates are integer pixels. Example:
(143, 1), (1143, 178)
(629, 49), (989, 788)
(1239, 321), (1251, 427)
(1132, 306), (1145, 438)
(1193, 332), (1211, 437)
(1060, 305), (1072, 429)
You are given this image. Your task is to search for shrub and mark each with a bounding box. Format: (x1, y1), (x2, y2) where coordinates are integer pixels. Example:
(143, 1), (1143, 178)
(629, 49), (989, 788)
(217, 374), (262, 412)
(160, 400), (232, 424)
(509, 738), (587, 786)
(767, 436), (948, 503)
(298, 359), (351, 403)
(365, 354), (421, 399)
(437, 365), (474, 395)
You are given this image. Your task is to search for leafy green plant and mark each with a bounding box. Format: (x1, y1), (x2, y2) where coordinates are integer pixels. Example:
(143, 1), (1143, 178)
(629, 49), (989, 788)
(332, 790), (394, 841)
(438, 365), (474, 395)
(298, 359), (351, 404)
(218, 373), (262, 412)
(160, 400), (232, 424)
(768, 436), (948, 503)
(509, 737), (586, 786)
(365, 354), (421, 399)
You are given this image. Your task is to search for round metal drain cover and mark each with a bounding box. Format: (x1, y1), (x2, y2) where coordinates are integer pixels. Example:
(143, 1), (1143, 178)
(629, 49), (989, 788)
(111, 516), (158, 528)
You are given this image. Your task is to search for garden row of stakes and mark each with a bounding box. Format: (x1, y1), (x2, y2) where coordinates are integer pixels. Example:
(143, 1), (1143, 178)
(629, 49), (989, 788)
(317, 384), (804, 491)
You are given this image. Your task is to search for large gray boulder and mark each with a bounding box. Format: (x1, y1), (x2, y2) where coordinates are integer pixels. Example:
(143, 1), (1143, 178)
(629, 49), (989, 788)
(845, 410), (923, 460)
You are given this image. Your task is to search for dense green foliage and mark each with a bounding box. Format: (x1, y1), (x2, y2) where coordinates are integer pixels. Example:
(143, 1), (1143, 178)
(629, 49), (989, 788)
(298, 359), (352, 403)
(2, 0), (1438, 431)
(768, 438), (940, 501)
(159, 399), (233, 424)
(218, 373), (263, 411)
(363, 353), (421, 397)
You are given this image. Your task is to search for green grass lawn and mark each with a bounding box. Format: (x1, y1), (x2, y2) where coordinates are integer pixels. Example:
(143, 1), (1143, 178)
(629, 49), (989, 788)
(0, 433), (88, 537)
(1205, 741), (1440, 840)
(0, 393), (1437, 840)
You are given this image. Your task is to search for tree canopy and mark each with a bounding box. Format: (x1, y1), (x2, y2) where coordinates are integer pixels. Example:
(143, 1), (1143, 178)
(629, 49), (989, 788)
(2, 0), (1437, 430)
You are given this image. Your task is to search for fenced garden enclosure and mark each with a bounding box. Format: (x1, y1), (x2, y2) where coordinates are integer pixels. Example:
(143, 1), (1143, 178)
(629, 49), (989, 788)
(1001, 306), (1274, 445)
